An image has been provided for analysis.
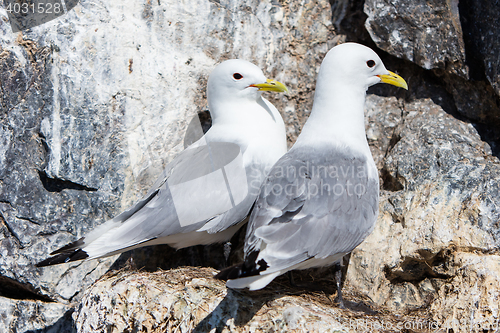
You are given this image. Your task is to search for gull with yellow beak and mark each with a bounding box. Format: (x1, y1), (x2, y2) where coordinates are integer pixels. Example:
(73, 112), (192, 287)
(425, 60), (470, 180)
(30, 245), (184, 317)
(217, 43), (407, 307)
(37, 59), (288, 266)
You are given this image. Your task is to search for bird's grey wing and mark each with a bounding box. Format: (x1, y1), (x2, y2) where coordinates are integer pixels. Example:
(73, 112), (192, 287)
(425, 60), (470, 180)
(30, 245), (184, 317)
(244, 146), (379, 272)
(49, 141), (252, 259)
(48, 144), (203, 256)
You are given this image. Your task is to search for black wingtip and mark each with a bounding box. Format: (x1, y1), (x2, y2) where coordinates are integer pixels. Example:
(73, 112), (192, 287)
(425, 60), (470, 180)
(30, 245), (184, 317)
(36, 249), (89, 267)
(50, 237), (85, 255)
(215, 263), (244, 281)
(215, 251), (268, 281)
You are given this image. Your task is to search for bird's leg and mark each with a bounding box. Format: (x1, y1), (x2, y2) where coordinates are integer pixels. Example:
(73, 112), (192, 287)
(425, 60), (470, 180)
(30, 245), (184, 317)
(334, 263), (345, 309)
(334, 253), (351, 308)
(223, 241), (232, 266)
(288, 271), (297, 287)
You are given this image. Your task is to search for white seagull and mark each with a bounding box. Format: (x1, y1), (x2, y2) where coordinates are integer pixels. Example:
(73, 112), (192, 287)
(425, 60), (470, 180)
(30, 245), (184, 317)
(216, 43), (407, 305)
(37, 59), (288, 267)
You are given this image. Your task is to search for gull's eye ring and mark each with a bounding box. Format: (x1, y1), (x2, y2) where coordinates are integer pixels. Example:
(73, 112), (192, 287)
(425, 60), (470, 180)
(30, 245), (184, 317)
(366, 60), (376, 68)
(233, 73), (243, 80)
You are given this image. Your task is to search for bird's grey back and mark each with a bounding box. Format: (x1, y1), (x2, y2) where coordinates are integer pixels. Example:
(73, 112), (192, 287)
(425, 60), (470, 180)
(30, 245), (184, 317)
(244, 145), (379, 271)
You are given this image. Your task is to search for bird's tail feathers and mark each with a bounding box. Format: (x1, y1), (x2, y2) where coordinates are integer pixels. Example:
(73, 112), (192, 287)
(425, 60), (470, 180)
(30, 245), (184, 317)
(226, 272), (281, 290)
(49, 237), (85, 255)
(215, 251), (268, 280)
(215, 251), (282, 290)
(36, 248), (89, 267)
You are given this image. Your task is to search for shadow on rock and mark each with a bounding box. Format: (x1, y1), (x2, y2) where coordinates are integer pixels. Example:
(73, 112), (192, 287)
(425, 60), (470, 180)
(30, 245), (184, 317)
(194, 266), (381, 332)
(193, 288), (272, 333)
(107, 216), (248, 274)
(25, 309), (76, 333)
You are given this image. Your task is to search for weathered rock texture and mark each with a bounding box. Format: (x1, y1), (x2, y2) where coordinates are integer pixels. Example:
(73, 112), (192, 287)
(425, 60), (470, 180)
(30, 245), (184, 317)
(365, 0), (466, 76)
(352, 95), (500, 328)
(459, 0), (500, 96)
(1, 0), (500, 332)
(75, 267), (436, 333)
(363, 0), (500, 125)
(74, 268), (347, 333)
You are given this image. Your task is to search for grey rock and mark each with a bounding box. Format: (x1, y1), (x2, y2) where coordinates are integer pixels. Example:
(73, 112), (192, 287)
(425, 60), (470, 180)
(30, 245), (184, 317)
(73, 267), (347, 332)
(363, 0), (500, 125)
(349, 95), (500, 324)
(459, 0), (500, 96)
(441, 73), (500, 125)
(0, 296), (74, 333)
(364, 0), (467, 77)
(0, 29), (125, 310)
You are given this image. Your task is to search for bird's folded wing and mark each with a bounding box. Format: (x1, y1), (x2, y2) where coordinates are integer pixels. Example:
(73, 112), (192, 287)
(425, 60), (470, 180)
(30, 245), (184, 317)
(50, 141), (253, 258)
(244, 146), (379, 273)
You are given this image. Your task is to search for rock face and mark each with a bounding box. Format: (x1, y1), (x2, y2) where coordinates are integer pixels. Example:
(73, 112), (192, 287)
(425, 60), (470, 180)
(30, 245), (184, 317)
(459, 0), (500, 96)
(1, 0), (500, 332)
(365, 0), (466, 76)
(364, 0), (500, 125)
(351, 95), (500, 328)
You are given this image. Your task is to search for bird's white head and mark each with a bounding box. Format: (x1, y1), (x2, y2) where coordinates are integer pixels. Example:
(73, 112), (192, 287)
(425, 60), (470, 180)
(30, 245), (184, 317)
(318, 42), (408, 91)
(207, 59), (288, 114)
(300, 43), (408, 150)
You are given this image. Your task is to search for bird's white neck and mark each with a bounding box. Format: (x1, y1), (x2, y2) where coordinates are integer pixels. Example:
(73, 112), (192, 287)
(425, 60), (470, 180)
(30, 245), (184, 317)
(296, 80), (370, 155)
(210, 96), (278, 125)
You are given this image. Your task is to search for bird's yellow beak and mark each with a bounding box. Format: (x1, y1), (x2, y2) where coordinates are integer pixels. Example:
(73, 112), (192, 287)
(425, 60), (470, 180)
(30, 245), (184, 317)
(249, 79), (289, 93)
(377, 71), (408, 90)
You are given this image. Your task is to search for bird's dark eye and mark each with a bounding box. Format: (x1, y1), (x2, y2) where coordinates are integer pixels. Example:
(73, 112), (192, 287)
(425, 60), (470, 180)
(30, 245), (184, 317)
(233, 73), (243, 80)
(366, 60), (376, 68)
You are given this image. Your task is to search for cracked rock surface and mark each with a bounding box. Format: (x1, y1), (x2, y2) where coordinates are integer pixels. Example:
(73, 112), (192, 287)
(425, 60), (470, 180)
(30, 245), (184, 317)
(74, 267), (350, 333)
(73, 267), (438, 333)
(365, 0), (466, 76)
(351, 95), (500, 324)
(363, 0), (500, 124)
